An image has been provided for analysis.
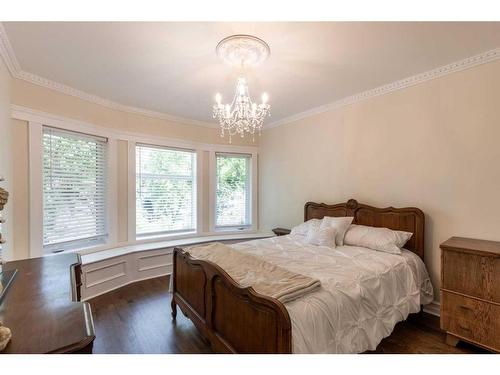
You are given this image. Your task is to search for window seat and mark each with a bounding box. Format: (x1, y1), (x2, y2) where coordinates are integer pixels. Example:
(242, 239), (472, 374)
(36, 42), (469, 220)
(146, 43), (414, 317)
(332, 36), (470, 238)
(80, 231), (273, 300)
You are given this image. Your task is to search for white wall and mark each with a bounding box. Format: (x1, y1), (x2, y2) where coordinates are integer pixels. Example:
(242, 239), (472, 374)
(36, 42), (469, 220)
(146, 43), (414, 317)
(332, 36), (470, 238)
(0, 57), (12, 260)
(259, 59), (500, 301)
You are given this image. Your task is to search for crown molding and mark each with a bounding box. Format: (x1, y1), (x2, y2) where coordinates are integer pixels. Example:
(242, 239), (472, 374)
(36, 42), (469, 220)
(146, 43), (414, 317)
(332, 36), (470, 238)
(266, 47), (500, 129)
(0, 22), (21, 76)
(0, 23), (218, 129)
(11, 104), (259, 153)
(14, 70), (219, 128)
(2, 23), (499, 131)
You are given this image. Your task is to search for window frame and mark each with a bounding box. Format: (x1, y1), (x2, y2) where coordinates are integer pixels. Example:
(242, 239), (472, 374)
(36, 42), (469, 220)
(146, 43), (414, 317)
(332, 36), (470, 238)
(28, 120), (117, 258)
(213, 152), (252, 231)
(134, 143), (198, 240)
(209, 151), (258, 234)
(127, 139), (205, 244)
(41, 126), (109, 253)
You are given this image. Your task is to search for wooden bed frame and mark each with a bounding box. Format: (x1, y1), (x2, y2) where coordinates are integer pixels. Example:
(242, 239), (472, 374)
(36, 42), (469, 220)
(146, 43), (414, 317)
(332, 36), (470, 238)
(171, 199), (425, 353)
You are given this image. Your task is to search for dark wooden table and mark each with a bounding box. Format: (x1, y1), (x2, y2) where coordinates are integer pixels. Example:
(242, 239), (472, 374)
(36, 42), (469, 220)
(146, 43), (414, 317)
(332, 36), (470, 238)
(0, 253), (95, 353)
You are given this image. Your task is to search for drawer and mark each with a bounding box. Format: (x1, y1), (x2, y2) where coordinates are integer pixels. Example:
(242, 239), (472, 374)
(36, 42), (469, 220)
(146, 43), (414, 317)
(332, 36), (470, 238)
(441, 291), (500, 351)
(442, 249), (500, 303)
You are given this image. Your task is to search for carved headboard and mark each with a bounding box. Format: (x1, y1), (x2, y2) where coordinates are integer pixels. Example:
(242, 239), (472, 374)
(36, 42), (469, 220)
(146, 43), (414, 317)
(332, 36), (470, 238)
(304, 199), (425, 259)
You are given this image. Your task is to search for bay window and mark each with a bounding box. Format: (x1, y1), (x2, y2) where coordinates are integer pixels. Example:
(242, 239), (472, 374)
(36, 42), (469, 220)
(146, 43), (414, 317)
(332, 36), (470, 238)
(25, 110), (258, 257)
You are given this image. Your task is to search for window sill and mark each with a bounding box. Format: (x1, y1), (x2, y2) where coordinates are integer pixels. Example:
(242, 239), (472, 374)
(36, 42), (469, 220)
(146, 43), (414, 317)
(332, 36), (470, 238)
(133, 229), (257, 247)
(80, 231), (273, 266)
(213, 227), (253, 233)
(135, 230), (197, 243)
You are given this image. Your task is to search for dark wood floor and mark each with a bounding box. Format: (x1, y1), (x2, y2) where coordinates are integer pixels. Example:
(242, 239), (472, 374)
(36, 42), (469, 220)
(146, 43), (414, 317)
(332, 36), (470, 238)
(89, 276), (485, 354)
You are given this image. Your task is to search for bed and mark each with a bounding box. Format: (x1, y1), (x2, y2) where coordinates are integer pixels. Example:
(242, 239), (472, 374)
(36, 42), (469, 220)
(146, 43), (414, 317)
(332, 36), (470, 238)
(170, 199), (434, 353)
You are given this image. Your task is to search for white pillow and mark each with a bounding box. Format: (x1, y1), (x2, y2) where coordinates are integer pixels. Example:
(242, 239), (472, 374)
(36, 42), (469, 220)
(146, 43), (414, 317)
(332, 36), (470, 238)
(344, 224), (413, 254)
(290, 219), (321, 236)
(320, 216), (354, 246)
(305, 226), (337, 248)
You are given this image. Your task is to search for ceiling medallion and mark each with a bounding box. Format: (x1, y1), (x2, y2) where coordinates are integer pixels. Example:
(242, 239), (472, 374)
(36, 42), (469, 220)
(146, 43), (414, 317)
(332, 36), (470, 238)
(216, 34), (270, 67)
(213, 35), (271, 142)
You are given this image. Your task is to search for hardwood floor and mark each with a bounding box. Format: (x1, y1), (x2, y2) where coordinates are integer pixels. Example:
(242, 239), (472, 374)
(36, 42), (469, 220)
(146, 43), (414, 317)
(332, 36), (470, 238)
(89, 277), (211, 354)
(89, 276), (485, 354)
(370, 314), (486, 354)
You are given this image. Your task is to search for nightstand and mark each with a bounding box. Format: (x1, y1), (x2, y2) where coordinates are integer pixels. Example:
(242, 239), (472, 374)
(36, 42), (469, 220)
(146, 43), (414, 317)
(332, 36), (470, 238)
(440, 237), (500, 353)
(272, 228), (291, 236)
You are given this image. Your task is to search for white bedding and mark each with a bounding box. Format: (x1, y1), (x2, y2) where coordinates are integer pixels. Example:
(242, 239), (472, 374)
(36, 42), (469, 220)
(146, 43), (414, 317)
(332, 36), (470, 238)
(231, 234), (434, 353)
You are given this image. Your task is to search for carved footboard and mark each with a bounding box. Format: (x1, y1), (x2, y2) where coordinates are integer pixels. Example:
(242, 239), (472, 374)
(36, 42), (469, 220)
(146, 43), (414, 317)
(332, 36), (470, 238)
(171, 247), (292, 353)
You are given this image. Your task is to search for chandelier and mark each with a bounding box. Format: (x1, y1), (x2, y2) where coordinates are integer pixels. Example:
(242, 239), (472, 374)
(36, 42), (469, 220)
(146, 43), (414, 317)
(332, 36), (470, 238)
(213, 35), (271, 142)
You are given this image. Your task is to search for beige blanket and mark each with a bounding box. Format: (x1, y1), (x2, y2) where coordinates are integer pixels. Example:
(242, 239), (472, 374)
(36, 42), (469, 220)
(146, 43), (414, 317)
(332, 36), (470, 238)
(185, 242), (321, 304)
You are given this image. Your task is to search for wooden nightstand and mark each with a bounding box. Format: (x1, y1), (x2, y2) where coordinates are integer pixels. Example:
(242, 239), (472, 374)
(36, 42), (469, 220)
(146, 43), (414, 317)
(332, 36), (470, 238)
(440, 237), (500, 353)
(272, 228), (291, 236)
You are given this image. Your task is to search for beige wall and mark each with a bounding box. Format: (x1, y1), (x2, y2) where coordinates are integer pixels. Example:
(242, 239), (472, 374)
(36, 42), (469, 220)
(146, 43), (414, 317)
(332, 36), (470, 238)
(10, 78), (257, 260)
(11, 119), (29, 260)
(0, 58), (13, 260)
(259, 60), (500, 301)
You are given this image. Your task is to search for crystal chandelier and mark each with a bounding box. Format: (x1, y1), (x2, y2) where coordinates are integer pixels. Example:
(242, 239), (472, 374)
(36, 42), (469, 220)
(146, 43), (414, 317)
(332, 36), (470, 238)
(213, 35), (271, 142)
(213, 78), (270, 142)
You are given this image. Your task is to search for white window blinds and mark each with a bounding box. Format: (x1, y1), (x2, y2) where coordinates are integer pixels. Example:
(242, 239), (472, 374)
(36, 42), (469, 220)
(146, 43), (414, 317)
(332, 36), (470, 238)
(43, 127), (108, 253)
(215, 153), (251, 228)
(136, 144), (196, 237)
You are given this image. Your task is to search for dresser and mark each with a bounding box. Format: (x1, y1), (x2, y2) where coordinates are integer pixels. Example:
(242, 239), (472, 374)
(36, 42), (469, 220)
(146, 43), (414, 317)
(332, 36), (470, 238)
(440, 237), (500, 352)
(0, 253), (95, 353)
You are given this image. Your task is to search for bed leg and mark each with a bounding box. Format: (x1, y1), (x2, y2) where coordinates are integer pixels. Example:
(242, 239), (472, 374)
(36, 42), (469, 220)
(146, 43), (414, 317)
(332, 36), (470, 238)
(171, 298), (177, 320)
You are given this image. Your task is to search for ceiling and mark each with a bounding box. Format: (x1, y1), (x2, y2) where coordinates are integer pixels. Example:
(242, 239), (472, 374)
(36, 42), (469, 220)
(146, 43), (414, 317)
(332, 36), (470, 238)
(3, 22), (500, 126)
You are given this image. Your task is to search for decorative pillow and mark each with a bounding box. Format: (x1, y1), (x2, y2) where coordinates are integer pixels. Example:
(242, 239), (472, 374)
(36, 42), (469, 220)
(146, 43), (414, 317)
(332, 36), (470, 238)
(290, 219), (321, 236)
(305, 226), (337, 248)
(344, 224), (413, 254)
(320, 216), (354, 246)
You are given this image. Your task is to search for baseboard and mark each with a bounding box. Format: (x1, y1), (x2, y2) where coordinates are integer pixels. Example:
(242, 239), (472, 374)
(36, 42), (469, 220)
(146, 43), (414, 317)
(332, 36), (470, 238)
(423, 300), (441, 317)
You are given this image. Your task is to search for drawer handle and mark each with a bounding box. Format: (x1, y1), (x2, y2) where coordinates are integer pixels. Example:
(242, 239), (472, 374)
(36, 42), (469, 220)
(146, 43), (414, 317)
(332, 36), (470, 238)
(459, 305), (472, 311)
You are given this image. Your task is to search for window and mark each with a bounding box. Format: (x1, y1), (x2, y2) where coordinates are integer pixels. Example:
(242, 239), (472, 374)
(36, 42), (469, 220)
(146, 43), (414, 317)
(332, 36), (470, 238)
(136, 144), (196, 238)
(215, 153), (251, 229)
(43, 127), (108, 253)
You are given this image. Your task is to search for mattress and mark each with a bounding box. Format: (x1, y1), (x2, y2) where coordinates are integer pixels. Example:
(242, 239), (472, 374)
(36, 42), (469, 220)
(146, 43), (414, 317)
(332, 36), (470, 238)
(231, 234), (434, 353)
